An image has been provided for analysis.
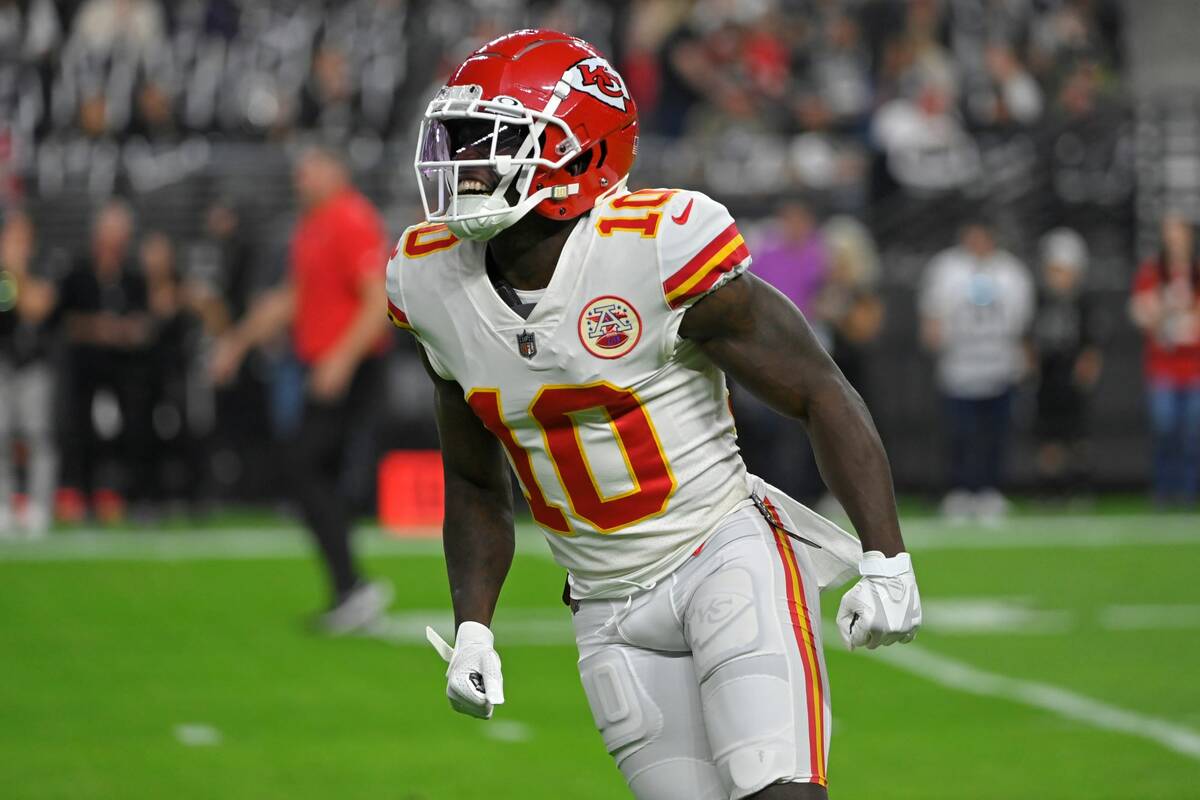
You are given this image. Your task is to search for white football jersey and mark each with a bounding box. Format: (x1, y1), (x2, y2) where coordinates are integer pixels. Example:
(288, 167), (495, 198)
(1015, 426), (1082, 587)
(386, 188), (754, 599)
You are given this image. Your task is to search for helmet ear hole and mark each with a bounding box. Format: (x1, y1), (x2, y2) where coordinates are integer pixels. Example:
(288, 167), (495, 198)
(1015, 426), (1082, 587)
(565, 147), (594, 177)
(595, 140), (608, 170)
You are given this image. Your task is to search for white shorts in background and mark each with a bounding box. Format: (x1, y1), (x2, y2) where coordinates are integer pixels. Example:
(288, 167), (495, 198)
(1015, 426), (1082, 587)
(572, 504), (831, 800)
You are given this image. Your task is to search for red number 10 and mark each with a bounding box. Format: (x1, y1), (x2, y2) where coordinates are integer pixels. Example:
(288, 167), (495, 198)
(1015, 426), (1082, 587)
(467, 383), (676, 534)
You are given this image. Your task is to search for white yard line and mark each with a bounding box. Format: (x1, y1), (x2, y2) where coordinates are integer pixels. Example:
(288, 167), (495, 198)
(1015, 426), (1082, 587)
(1099, 604), (1200, 631)
(921, 597), (1074, 635)
(869, 644), (1200, 761)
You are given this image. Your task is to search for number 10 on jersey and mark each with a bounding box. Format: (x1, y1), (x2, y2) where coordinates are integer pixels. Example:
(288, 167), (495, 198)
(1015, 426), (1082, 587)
(467, 383), (677, 534)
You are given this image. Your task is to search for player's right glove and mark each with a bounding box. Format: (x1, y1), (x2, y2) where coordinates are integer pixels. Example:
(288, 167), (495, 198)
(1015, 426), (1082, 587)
(426, 621), (506, 719)
(836, 551), (922, 651)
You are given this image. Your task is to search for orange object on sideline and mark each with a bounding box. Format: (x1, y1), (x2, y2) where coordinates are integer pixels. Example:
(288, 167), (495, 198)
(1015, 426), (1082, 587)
(378, 450), (444, 537)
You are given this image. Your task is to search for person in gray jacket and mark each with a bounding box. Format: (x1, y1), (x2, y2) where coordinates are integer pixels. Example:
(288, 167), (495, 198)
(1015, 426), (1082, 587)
(919, 219), (1035, 522)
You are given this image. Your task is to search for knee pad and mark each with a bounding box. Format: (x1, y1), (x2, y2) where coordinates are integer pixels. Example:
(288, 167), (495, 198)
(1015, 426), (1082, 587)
(578, 648), (663, 764)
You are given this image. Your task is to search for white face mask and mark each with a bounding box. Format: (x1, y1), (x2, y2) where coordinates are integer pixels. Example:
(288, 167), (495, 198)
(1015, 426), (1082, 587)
(414, 85), (582, 242)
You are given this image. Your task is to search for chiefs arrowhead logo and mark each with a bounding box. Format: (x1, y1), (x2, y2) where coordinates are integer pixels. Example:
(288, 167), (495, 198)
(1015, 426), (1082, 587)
(562, 57), (631, 112)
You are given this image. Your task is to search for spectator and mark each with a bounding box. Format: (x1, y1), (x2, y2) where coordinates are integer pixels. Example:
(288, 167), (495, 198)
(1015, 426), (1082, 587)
(68, 0), (166, 57)
(872, 74), (981, 197)
(1130, 214), (1200, 507)
(799, 12), (872, 131)
(965, 43), (1044, 128)
(209, 146), (392, 632)
(817, 215), (884, 394)
(920, 218), (1034, 522)
(298, 45), (359, 140)
(189, 198), (274, 502)
(1032, 228), (1103, 500)
(0, 207), (58, 536)
(57, 199), (155, 520)
(140, 230), (202, 509)
(751, 200), (828, 322)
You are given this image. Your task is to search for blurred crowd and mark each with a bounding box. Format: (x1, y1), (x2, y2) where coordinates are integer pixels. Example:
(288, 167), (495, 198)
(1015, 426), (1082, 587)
(0, 1), (1128, 204)
(1, 0), (1198, 536)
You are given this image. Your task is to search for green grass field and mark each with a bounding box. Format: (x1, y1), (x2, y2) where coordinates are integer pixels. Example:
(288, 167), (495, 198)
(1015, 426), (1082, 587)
(3, 508), (1200, 799)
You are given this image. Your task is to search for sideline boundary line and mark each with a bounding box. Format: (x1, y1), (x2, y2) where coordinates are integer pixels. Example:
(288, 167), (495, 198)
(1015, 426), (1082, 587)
(871, 644), (1200, 762)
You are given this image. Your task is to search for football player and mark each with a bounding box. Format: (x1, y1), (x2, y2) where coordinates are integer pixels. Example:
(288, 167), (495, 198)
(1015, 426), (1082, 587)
(390, 30), (922, 800)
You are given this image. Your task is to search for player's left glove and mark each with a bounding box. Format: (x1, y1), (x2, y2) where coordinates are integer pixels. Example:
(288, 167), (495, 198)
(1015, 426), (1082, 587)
(836, 551), (922, 651)
(426, 621), (506, 719)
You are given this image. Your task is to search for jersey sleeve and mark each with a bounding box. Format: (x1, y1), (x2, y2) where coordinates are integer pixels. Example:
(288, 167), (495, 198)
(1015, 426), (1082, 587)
(385, 226), (455, 380)
(384, 237), (413, 331)
(657, 190), (751, 310)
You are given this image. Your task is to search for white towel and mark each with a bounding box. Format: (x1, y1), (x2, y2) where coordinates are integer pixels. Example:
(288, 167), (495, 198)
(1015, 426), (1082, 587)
(748, 474), (863, 593)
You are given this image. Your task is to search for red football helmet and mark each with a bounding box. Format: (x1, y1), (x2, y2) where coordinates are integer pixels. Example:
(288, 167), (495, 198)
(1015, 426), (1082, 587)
(414, 29), (639, 240)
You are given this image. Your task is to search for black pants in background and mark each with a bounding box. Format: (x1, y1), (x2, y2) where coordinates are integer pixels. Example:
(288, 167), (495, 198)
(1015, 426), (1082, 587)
(62, 351), (157, 504)
(286, 358), (383, 604)
(943, 389), (1014, 493)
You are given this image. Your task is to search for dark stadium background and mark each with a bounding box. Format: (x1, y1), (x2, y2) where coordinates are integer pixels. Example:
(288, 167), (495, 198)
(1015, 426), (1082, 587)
(5, 0), (1195, 511)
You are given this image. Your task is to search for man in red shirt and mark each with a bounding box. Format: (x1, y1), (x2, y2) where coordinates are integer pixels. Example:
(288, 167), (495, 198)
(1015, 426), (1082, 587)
(211, 147), (392, 630)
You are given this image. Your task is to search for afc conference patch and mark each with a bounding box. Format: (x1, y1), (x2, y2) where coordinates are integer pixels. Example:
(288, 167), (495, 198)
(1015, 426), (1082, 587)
(578, 295), (642, 359)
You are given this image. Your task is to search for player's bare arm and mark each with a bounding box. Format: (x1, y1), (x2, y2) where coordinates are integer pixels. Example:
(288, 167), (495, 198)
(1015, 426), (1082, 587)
(679, 271), (905, 558)
(682, 271), (921, 653)
(422, 352), (513, 720)
(423, 352), (515, 628)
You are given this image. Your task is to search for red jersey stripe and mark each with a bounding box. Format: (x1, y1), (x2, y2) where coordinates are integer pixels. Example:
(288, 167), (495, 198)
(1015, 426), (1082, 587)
(765, 497), (828, 786)
(662, 222), (741, 295)
(387, 299), (412, 329)
(666, 241), (751, 309)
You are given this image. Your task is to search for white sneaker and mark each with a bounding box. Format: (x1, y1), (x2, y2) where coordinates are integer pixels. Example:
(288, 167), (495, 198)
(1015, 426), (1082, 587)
(20, 506), (51, 539)
(315, 581), (394, 636)
(974, 489), (1011, 525)
(940, 490), (975, 525)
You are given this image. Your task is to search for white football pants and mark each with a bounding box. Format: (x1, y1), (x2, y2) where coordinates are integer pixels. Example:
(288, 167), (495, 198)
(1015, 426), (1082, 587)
(572, 503), (831, 800)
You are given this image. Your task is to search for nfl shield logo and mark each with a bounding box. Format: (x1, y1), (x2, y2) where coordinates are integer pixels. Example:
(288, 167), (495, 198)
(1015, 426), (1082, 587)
(517, 330), (537, 359)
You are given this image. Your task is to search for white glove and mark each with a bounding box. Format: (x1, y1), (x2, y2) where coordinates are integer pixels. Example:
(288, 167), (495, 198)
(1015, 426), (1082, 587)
(836, 551), (922, 651)
(426, 621), (505, 719)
